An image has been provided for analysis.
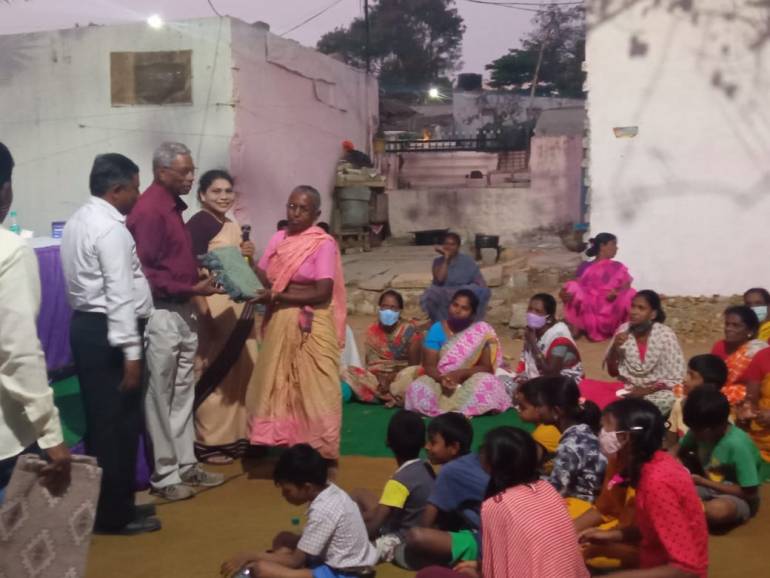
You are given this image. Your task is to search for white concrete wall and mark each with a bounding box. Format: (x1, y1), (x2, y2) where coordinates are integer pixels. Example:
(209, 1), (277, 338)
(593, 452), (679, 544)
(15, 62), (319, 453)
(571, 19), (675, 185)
(530, 135), (583, 224)
(586, 1), (770, 295)
(229, 21), (379, 250)
(387, 184), (573, 244)
(0, 18), (235, 235)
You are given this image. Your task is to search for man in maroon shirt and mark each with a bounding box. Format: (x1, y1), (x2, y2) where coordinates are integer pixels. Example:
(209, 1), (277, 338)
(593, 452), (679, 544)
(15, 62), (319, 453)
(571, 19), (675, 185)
(127, 142), (224, 501)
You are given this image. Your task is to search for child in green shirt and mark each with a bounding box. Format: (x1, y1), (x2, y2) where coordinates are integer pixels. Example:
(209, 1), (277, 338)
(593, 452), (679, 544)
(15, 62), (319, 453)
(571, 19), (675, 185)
(679, 387), (762, 530)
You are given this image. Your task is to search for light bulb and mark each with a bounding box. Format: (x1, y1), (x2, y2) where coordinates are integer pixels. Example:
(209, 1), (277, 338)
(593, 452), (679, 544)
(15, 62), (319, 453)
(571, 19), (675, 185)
(147, 14), (165, 29)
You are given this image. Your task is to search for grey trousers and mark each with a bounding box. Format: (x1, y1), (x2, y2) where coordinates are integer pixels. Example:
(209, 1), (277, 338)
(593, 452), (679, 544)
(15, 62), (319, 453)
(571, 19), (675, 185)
(144, 302), (198, 489)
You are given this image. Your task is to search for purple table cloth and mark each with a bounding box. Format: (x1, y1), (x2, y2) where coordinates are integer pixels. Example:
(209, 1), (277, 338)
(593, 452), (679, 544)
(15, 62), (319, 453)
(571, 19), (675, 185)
(34, 244), (73, 372)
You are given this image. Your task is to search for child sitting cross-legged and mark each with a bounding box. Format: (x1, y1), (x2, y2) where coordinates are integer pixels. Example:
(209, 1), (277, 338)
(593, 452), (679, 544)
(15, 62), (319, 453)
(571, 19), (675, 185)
(221, 444), (378, 578)
(517, 375), (607, 518)
(678, 387), (762, 530)
(352, 410), (436, 563)
(405, 413), (488, 568)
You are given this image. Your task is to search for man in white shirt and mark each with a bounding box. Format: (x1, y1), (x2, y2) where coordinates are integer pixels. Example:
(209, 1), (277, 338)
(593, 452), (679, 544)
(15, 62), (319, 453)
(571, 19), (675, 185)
(0, 142), (71, 502)
(61, 153), (159, 535)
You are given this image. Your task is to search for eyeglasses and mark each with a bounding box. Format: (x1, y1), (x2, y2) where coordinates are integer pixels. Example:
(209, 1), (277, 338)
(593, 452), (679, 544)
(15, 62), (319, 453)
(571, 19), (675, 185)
(286, 203), (313, 215)
(163, 166), (197, 178)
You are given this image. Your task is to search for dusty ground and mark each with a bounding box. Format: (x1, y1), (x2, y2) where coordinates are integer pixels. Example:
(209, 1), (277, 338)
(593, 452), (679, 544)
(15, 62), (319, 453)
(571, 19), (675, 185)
(86, 318), (764, 578)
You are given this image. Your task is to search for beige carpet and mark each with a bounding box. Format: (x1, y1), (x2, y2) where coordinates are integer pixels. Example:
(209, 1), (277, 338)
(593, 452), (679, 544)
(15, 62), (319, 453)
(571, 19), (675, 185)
(87, 334), (764, 577)
(86, 455), (770, 578)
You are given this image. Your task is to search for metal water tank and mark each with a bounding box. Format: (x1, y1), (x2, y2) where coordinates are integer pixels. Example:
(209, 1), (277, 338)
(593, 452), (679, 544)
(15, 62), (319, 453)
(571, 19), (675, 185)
(337, 186), (372, 228)
(457, 73), (483, 92)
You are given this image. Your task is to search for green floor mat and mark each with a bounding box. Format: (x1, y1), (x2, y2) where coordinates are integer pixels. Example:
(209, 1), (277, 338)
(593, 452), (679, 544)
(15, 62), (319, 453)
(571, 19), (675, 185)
(341, 403), (534, 458)
(52, 377), (534, 458)
(52, 376), (86, 447)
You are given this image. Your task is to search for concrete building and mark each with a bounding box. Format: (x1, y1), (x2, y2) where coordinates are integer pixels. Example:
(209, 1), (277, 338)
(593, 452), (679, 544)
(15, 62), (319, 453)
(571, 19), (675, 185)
(384, 107), (585, 244)
(453, 90), (583, 136)
(586, 0), (769, 295)
(0, 17), (378, 249)
(530, 106), (586, 228)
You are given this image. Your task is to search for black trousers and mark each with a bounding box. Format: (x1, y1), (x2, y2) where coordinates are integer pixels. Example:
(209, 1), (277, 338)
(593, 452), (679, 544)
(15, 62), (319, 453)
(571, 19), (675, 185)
(70, 311), (145, 530)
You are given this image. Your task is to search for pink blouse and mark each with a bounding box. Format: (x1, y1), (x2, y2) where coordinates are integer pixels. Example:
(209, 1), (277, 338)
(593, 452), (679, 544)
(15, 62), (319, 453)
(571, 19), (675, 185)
(257, 230), (336, 283)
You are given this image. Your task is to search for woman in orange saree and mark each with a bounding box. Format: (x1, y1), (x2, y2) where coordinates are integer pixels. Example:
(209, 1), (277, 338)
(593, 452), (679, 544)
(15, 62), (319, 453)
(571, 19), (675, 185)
(711, 306), (767, 406)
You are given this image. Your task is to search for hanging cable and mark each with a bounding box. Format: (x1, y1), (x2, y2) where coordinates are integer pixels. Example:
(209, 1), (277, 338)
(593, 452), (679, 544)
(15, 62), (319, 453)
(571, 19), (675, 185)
(279, 0), (346, 37)
(206, 0), (223, 17)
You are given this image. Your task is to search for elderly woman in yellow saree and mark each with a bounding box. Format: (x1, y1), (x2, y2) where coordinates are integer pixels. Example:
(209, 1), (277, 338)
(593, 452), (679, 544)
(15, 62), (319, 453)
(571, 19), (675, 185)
(187, 170), (259, 464)
(247, 186), (346, 460)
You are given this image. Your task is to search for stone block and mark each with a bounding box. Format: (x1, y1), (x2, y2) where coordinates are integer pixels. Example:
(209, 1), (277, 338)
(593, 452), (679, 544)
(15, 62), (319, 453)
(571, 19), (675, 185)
(489, 298), (506, 310)
(356, 300), (377, 316)
(509, 300), (529, 328)
(509, 270), (529, 289)
(539, 269), (561, 288)
(348, 289), (366, 305)
(391, 272), (433, 289)
(480, 248), (498, 267)
(358, 271), (394, 292)
(360, 290), (381, 305)
(481, 265), (503, 287)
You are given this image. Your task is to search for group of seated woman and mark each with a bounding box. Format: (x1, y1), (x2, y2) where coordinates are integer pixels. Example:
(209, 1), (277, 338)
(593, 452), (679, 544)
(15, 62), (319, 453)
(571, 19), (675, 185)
(346, 274), (770, 468)
(344, 289), (512, 417)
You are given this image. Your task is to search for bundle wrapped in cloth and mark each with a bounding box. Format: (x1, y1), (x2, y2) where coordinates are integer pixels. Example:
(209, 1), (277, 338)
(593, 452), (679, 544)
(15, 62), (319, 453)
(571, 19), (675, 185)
(198, 245), (263, 301)
(0, 454), (102, 578)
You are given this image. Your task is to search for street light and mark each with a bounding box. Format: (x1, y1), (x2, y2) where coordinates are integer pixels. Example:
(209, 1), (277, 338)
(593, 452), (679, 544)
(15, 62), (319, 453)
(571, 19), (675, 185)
(428, 87), (440, 100)
(147, 14), (165, 29)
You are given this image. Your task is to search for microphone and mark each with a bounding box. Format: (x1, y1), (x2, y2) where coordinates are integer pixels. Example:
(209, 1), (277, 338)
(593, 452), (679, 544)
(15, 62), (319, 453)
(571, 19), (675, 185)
(241, 225), (253, 267)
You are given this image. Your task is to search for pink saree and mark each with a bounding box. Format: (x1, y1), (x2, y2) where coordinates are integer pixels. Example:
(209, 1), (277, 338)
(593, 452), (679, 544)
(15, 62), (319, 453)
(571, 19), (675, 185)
(405, 321), (511, 417)
(247, 226), (346, 459)
(563, 260), (635, 342)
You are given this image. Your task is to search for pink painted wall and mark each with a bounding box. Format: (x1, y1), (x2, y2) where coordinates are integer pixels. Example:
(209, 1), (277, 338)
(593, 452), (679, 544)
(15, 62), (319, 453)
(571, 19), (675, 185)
(228, 20), (379, 251)
(529, 135), (583, 224)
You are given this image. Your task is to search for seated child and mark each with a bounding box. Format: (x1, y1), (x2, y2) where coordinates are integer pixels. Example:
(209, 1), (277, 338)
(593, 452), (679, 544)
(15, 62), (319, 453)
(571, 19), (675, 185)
(221, 444), (378, 578)
(580, 398), (709, 578)
(668, 354), (728, 440)
(353, 410), (435, 562)
(406, 413), (488, 567)
(416, 427), (590, 578)
(517, 376), (606, 517)
(679, 387), (762, 530)
(515, 379), (561, 472)
(573, 454), (638, 569)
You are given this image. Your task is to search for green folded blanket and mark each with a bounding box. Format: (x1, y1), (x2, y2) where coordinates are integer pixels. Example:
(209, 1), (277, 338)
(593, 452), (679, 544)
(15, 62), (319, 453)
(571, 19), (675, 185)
(198, 246), (263, 301)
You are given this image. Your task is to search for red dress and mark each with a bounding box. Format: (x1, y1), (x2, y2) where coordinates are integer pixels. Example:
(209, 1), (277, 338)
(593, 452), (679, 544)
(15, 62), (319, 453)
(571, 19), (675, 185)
(635, 451), (708, 577)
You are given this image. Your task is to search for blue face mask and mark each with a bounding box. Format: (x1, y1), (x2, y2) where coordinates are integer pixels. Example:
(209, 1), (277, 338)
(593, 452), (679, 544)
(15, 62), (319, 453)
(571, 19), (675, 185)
(379, 308), (400, 327)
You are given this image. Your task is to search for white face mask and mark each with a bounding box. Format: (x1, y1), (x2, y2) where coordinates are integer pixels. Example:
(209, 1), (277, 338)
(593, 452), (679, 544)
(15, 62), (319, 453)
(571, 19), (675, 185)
(752, 305), (768, 323)
(598, 428), (625, 456)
